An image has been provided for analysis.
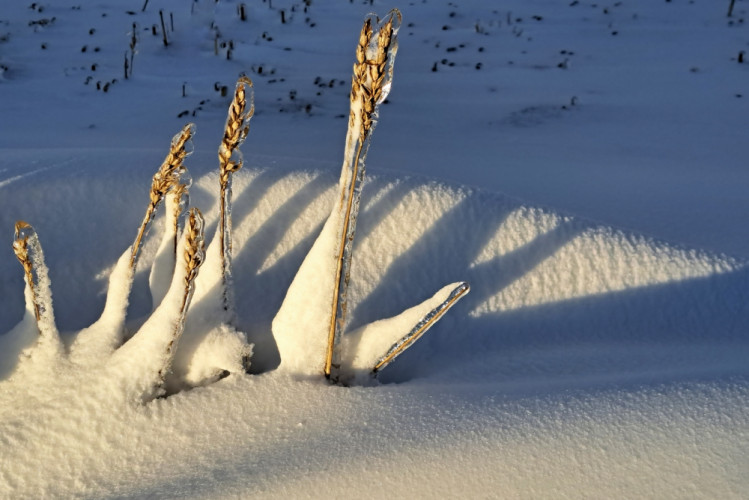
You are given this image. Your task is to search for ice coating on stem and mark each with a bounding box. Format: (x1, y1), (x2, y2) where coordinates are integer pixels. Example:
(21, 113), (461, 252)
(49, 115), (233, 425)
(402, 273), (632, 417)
(69, 249), (134, 363)
(340, 282), (469, 384)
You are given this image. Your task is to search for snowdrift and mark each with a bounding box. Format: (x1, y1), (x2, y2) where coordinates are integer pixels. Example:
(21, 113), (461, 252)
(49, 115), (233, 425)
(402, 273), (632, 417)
(1, 150), (747, 497)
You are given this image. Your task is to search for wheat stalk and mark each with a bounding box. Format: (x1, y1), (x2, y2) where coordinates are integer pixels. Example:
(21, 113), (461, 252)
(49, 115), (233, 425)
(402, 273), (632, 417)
(13, 221), (39, 322)
(217, 76), (254, 314)
(130, 122), (195, 269)
(158, 207), (205, 384)
(325, 11), (400, 380)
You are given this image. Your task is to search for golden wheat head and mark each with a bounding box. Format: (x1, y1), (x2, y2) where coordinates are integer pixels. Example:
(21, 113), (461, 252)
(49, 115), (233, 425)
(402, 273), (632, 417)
(150, 122), (195, 205)
(350, 10), (399, 140)
(183, 207), (205, 288)
(131, 123), (195, 268)
(219, 76), (254, 186)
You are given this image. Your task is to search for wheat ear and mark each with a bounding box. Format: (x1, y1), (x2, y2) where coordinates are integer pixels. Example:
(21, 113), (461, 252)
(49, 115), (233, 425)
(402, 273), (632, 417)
(183, 208), (206, 297)
(130, 122), (195, 269)
(350, 14), (396, 141)
(13, 221), (40, 322)
(217, 76), (254, 314)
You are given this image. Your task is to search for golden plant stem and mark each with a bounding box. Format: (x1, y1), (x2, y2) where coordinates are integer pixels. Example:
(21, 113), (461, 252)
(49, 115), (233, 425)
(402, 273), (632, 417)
(325, 140), (366, 378)
(131, 203), (158, 269)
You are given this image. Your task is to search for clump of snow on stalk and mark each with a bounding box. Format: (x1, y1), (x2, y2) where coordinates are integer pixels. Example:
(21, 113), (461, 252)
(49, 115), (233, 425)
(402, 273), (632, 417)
(341, 282), (469, 384)
(167, 229), (253, 390)
(0, 274), (40, 378)
(11, 222), (61, 358)
(273, 214), (340, 376)
(109, 208), (205, 401)
(69, 249), (134, 364)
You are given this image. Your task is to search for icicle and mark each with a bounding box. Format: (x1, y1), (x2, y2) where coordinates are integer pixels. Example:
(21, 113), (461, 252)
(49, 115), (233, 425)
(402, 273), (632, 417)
(69, 249), (134, 363)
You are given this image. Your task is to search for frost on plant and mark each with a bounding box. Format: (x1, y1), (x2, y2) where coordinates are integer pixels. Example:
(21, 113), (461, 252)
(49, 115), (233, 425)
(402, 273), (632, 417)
(0, 10), (468, 401)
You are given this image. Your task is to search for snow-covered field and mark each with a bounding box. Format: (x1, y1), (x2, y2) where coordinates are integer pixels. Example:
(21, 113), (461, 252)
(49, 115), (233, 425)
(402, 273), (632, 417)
(1, 0), (748, 498)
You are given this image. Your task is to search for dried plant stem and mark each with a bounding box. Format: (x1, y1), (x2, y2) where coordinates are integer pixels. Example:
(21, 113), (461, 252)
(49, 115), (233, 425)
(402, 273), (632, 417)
(217, 76), (254, 313)
(130, 122), (195, 269)
(325, 11), (400, 380)
(159, 10), (169, 47)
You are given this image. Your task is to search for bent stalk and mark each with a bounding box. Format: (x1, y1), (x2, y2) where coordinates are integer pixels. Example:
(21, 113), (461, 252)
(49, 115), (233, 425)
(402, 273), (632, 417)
(130, 122), (195, 269)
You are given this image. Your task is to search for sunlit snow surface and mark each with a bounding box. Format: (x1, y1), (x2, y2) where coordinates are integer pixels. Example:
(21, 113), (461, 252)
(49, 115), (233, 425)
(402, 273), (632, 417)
(1, 0), (749, 497)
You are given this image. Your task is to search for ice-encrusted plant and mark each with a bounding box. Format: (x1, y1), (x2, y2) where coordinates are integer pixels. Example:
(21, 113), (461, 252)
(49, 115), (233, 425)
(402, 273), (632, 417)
(1, 10), (468, 401)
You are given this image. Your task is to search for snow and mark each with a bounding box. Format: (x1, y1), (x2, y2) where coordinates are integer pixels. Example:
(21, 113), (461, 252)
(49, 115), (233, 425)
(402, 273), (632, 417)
(1, 0), (749, 497)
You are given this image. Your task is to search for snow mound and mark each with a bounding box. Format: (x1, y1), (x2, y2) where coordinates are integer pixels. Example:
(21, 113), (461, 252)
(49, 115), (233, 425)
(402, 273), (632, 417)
(0, 155), (747, 497)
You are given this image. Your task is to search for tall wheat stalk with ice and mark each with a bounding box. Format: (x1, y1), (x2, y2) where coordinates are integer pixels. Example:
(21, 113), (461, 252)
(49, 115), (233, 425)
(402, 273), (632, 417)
(272, 9), (469, 384)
